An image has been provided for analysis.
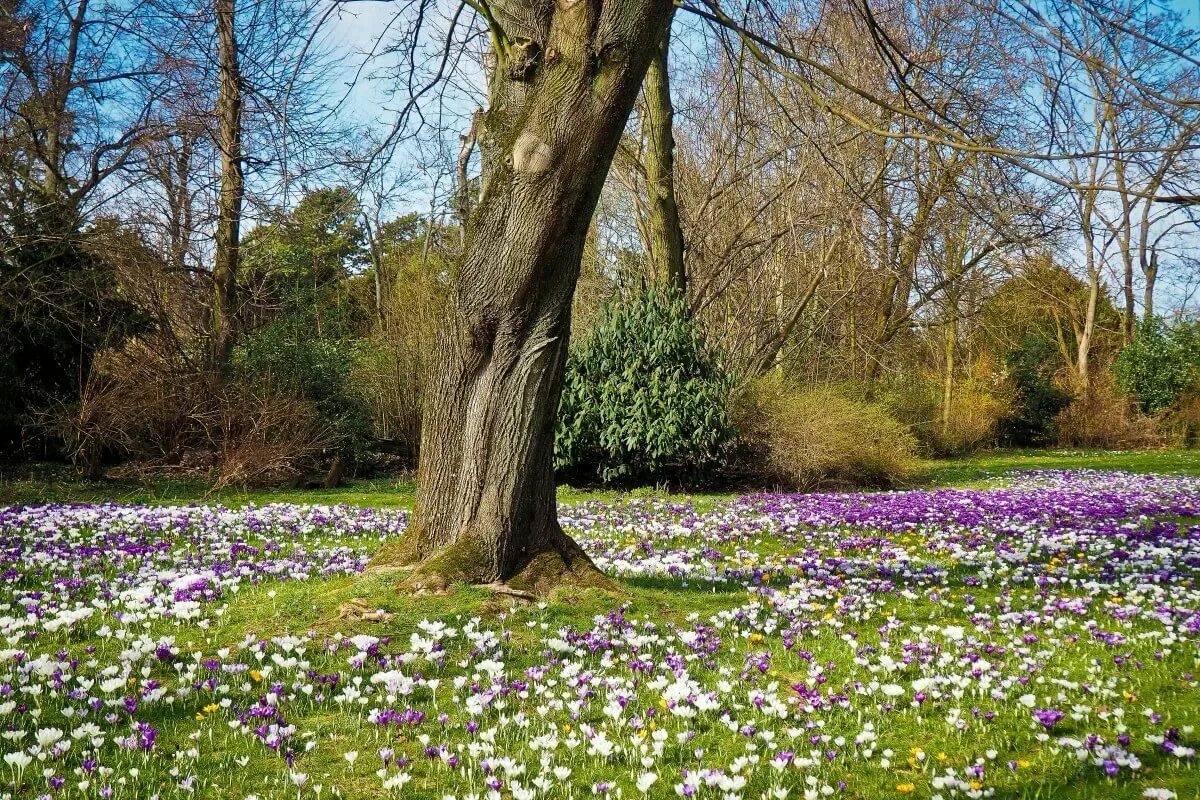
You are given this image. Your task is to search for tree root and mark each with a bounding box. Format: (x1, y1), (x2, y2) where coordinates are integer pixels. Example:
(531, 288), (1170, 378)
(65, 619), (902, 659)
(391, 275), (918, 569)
(336, 598), (395, 622)
(392, 526), (618, 599)
(504, 533), (617, 597)
(480, 583), (538, 602)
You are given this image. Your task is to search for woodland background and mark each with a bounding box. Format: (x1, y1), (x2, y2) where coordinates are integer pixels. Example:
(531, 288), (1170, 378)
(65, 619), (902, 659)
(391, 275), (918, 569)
(3, 0), (1200, 491)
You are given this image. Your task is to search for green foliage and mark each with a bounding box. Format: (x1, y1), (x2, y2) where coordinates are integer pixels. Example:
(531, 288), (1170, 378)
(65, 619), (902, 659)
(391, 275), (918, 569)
(240, 187), (367, 318)
(997, 335), (1072, 446)
(232, 320), (373, 462)
(555, 288), (734, 485)
(1113, 318), (1200, 415)
(731, 377), (918, 489)
(0, 202), (147, 457)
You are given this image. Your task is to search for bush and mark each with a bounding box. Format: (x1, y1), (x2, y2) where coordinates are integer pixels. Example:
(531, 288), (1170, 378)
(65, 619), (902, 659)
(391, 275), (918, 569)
(876, 372), (1007, 456)
(1054, 371), (1160, 449)
(351, 257), (446, 466)
(936, 379), (1009, 454)
(206, 383), (329, 489)
(1158, 390), (1200, 448)
(997, 336), (1072, 446)
(351, 341), (424, 467)
(555, 288), (734, 485)
(731, 377), (918, 490)
(52, 338), (330, 485)
(233, 321), (374, 464)
(1113, 318), (1200, 415)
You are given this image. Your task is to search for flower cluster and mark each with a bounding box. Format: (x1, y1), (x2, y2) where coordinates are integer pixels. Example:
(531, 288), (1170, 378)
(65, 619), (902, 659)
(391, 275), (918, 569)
(1, 470), (1197, 798)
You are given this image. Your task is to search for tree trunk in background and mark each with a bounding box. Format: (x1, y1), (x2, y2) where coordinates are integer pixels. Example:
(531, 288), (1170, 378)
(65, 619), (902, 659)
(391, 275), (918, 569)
(643, 13), (685, 295)
(1122, 255), (1134, 343)
(371, 0), (673, 594)
(1143, 254), (1157, 321)
(1139, 197), (1159, 322)
(1077, 269), (1100, 389)
(940, 305), (957, 438)
(211, 0), (243, 368)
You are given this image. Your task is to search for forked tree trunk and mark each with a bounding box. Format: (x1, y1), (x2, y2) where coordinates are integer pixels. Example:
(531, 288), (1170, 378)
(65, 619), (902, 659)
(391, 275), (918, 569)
(371, 0), (673, 595)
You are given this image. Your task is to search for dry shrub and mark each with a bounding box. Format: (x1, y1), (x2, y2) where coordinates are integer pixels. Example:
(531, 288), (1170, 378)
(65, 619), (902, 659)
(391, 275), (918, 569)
(51, 338), (206, 471)
(935, 379), (1010, 455)
(204, 384), (329, 489)
(352, 342), (424, 465)
(353, 259), (445, 465)
(53, 336), (329, 485)
(1148, 391), (1200, 448)
(731, 376), (918, 490)
(877, 371), (1008, 456)
(1054, 372), (1161, 449)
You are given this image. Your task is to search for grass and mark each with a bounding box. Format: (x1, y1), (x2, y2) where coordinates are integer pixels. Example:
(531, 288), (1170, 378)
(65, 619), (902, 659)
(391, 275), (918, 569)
(910, 448), (1200, 487)
(0, 463), (741, 510)
(6, 449), (1200, 510)
(4, 452), (1200, 798)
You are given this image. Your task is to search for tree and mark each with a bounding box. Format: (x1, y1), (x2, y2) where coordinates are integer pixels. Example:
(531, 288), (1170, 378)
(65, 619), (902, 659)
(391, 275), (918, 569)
(642, 12), (686, 295)
(133, 0), (350, 371)
(364, 0), (1200, 595)
(371, 2), (676, 594)
(0, 0), (164, 456)
(240, 186), (367, 330)
(211, 0), (244, 368)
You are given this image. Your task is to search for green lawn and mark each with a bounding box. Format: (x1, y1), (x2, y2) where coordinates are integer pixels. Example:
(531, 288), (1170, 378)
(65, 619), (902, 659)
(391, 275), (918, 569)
(5, 449), (1200, 509)
(911, 448), (1200, 487)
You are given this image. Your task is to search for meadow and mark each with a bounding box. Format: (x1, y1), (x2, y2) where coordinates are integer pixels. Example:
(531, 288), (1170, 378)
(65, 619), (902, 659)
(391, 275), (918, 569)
(2, 456), (1199, 799)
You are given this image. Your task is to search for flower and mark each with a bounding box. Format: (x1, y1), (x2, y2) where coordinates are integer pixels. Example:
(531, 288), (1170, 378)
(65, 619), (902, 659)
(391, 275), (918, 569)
(3, 470), (1200, 799)
(1033, 708), (1066, 729)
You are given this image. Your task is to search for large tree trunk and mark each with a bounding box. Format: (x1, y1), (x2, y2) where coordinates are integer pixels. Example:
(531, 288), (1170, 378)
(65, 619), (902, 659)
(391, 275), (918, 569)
(211, 0), (243, 368)
(642, 12), (685, 295)
(371, 0), (673, 595)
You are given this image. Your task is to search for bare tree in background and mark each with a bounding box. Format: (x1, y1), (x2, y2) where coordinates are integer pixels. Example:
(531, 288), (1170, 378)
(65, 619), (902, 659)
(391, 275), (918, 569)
(210, 0), (243, 368)
(0, 0), (169, 211)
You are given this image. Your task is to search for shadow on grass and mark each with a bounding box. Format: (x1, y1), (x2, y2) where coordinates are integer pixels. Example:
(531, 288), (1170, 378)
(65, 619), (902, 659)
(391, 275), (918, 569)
(619, 574), (745, 595)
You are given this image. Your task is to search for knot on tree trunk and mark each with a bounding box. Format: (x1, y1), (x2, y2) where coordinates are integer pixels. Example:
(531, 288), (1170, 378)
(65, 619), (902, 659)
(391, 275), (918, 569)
(506, 38), (542, 82)
(513, 130), (556, 174)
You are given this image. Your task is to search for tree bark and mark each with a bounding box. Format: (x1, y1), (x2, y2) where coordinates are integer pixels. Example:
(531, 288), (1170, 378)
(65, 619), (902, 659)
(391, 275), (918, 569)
(211, 0), (243, 368)
(941, 307), (956, 438)
(642, 13), (685, 295)
(1143, 253), (1157, 321)
(1077, 267), (1100, 390)
(371, 0), (673, 595)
